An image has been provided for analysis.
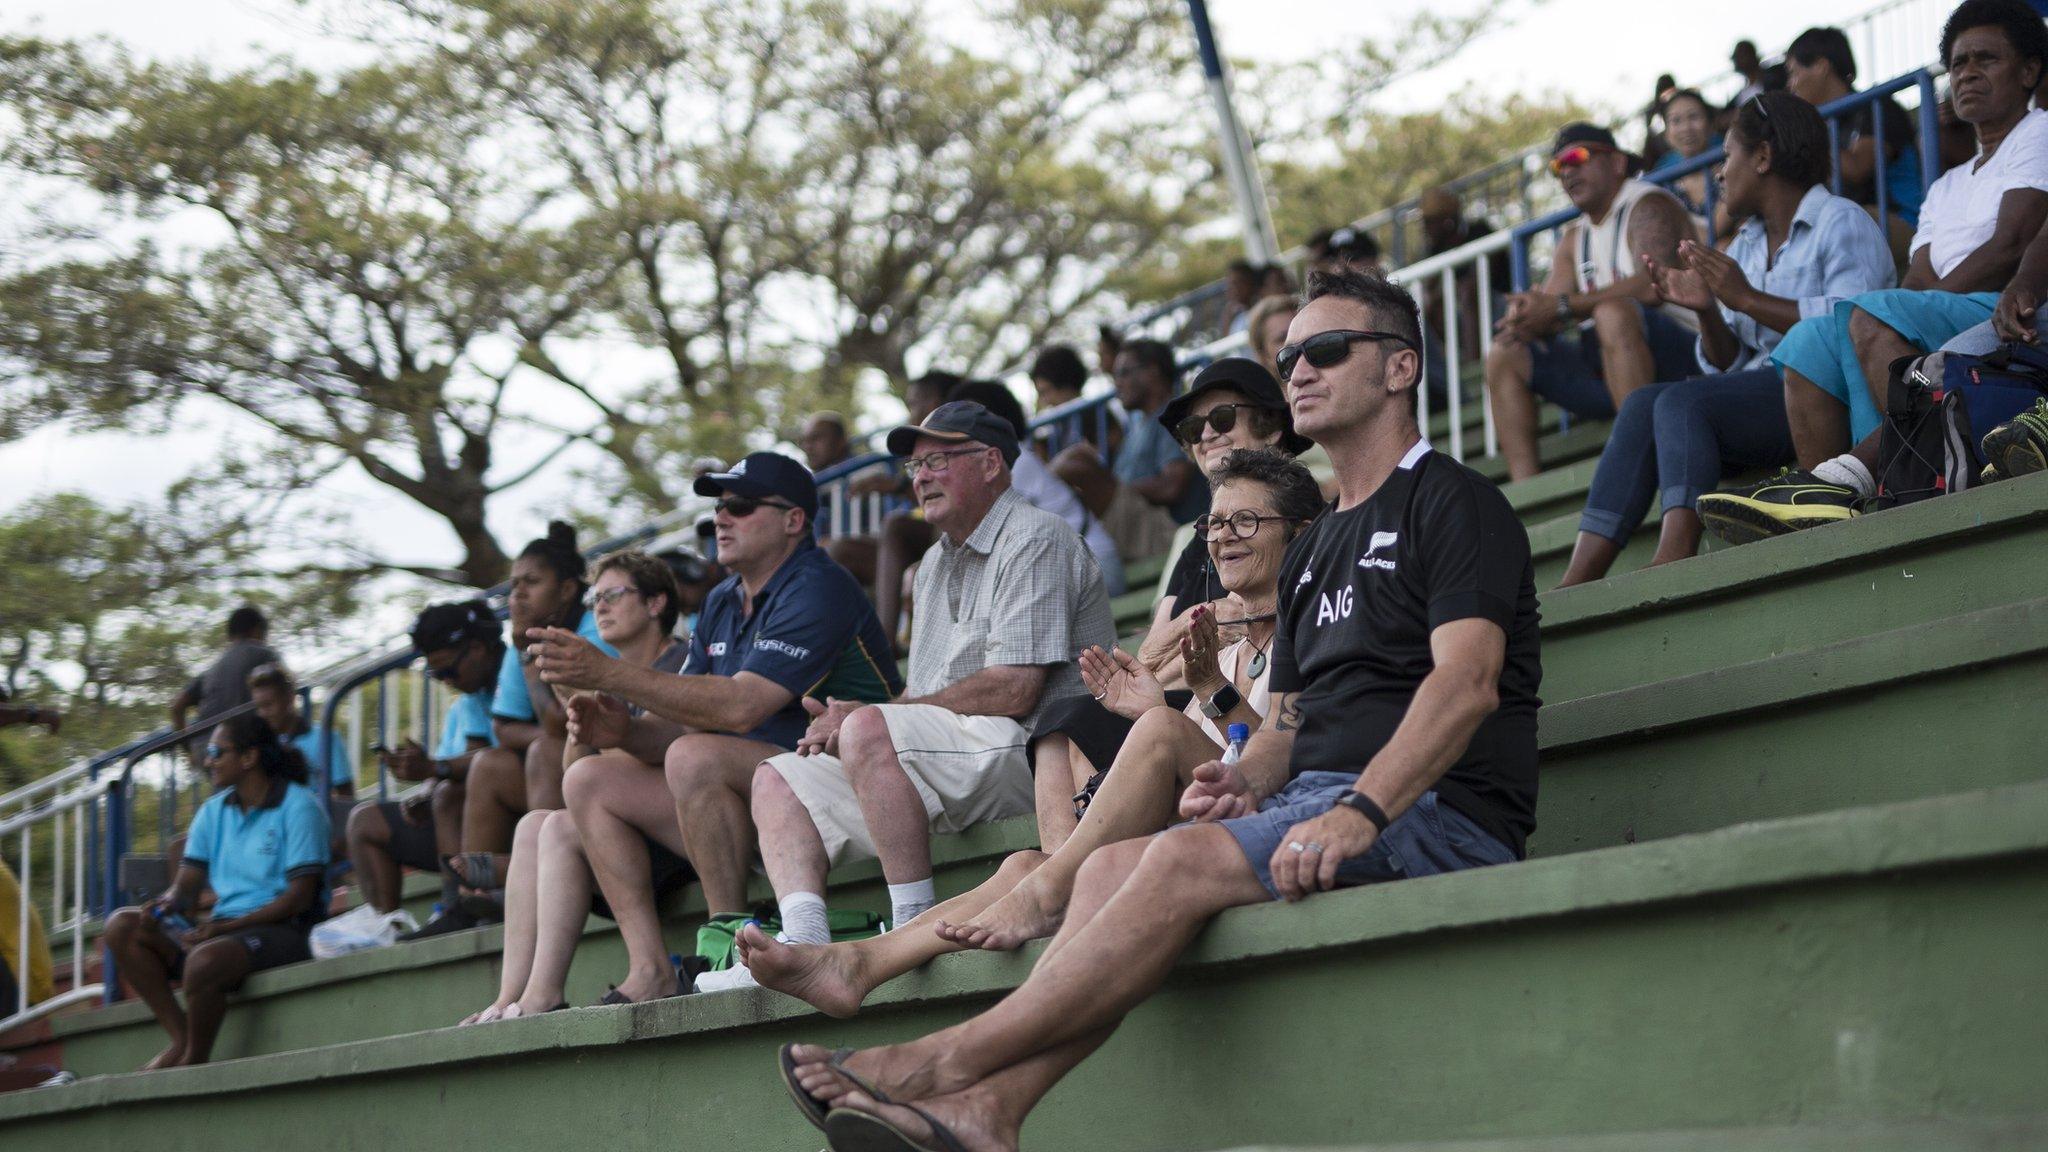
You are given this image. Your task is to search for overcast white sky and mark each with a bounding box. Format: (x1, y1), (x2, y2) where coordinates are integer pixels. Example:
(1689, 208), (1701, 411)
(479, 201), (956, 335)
(0, 0), (1919, 567)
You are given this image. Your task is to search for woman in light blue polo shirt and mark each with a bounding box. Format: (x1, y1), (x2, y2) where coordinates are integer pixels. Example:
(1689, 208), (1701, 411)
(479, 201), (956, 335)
(99, 712), (329, 1070)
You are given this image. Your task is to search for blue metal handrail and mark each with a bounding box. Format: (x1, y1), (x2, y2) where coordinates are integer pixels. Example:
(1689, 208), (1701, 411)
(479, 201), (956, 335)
(1511, 68), (1943, 291)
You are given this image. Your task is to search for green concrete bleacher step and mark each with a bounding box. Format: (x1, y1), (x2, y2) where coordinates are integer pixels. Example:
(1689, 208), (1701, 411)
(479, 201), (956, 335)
(24, 591), (2045, 1080)
(1224, 1115), (2048, 1152)
(1539, 470), (2048, 703)
(8, 780), (2046, 1150)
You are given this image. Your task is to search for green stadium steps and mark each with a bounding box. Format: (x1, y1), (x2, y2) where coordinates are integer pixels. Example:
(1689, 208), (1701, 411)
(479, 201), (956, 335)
(1222, 1115), (2048, 1152)
(5, 780), (2046, 1149)
(17, 586), (2044, 1081)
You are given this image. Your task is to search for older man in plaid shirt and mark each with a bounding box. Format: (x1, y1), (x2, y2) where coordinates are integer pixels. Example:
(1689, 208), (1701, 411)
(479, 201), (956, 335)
(695, 401), (1114, 993)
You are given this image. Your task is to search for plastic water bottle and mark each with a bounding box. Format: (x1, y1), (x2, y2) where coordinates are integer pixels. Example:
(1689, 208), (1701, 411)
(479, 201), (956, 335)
(1221, 723), (1250, 765)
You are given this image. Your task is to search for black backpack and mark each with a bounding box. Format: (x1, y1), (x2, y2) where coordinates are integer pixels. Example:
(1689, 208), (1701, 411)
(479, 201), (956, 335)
(1875, 342), (2048, 508)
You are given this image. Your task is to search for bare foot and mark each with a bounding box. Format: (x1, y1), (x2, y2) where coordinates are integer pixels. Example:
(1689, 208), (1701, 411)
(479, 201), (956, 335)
(789, 1038), (968, 1111)
(460, 1000), (511, 1026)
(142, 1042), (187, 1071)
(829, 1081), (1019, 1152)
(935, 872), (1064, 951)
(740, 924), (871, 1019)
(607, 964), (680, 1004)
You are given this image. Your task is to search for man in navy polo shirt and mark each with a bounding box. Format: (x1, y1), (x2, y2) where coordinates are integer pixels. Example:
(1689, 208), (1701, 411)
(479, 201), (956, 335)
(528, 451), (901, 1004)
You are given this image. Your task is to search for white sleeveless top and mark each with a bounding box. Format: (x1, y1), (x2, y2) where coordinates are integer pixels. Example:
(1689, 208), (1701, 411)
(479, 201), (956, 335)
(1181, 637), (1275, 745)
(1571, 178), (1700, 332)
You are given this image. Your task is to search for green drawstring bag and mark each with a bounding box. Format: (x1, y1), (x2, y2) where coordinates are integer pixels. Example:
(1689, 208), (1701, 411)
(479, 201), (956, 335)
(694, 907), (885, 971)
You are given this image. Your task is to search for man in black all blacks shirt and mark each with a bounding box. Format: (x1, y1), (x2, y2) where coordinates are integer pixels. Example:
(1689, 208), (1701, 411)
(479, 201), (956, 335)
(775, 270), (1541, 1151)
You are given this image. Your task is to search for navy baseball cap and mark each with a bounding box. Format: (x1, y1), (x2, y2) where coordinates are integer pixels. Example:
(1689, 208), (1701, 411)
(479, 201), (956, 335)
(885, 400), (1021, 466)
(693, 451), (819, 519)
(1553, 122), (1641, 173)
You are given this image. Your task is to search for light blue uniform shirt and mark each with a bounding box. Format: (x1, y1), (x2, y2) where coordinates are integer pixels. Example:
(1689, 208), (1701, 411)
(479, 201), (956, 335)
(436, 690), (498, 759)
(492, 609), (615, 722)
(183, 781), (329, 921)
(1113, 403), (1208, 524)
(288, 725), (352, 792)
(1707, 184), (1896, 373)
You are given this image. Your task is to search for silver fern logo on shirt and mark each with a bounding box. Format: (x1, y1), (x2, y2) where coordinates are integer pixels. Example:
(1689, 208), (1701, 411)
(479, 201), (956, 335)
(1357, 531), (1400, 571)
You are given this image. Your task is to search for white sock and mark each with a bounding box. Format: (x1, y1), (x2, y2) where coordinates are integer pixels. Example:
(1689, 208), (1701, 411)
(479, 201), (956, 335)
(1811, 454), (1875, 497)
(692, 963), (759, 992)
(777, 891), (831, 947)
(886, 878), (937, 929)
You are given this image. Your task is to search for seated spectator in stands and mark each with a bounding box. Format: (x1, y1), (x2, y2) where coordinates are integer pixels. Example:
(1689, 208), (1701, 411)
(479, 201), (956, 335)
(1030, 344), (1112, 459)
(656, 546), (723, 639)
(438, 524), (615, 929)
(1095, 324), (1122, 382)
(169, 606), (279, 770)
(773, 271), (1539, 1149)
(247, 663), (353, 853)
(1245, 295), (1297, 381)
(1053, 338), (1208, 564)
(949, 379), (1126, 597)
(1259, 262), (1295, 300)
(862, 370), (963, 639)
(1420, 186), (1513, 369)
(697, 402), (1114, 994)
(1484, 122), (1703, 482)
(1729, 39), (1772, 112)
(1307, 226), (1383, 276)
(0, 685), (60, 733)
(1785, 25), (1926, 260)
(328, 601), (502, 950)
(1219, 258), (1259, 334)
(1651, 89), (1721, 218)
(103, 713), (328, 1070)
(1558, 93), (1896, 586)
(741, 449), (1317, 1017)
(1642, 73), (1681, 170)
(457, 552), (692, 1020)
(525, 453), (901, 1003)
(1699, 0), (2048, 541)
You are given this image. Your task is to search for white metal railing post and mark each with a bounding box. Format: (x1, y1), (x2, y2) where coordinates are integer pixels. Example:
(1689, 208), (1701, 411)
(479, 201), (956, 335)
(52, 797), (64, 937)
(1442, 264), (1464, 462)
(1477, 247), (1498, 460)
(19, 825), (31, 1016)
(74, 802), (86, 987)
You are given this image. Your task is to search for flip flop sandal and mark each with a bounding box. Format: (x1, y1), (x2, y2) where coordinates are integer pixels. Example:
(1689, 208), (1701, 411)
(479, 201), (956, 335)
(779, 1045), (894, 1133)
(823, 1103), (969, 1152)
(499, 1001), (569, 1020)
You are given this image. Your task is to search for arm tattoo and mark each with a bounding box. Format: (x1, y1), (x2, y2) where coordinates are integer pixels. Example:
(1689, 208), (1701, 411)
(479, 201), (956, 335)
(1627, 195), (1694, 270)
(1273, 694), (1302, 732)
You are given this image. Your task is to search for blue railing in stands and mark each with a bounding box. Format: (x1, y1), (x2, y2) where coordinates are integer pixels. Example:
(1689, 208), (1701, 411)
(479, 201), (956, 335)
(1511, 69), (1944, 291)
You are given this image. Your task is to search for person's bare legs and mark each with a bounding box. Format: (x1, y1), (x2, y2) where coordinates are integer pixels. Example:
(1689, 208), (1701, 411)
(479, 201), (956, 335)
(514, 809), (596, 1014)
(823, 1027), (1118, 1152)
(346, 801), (407, 913)
(1590, 299), (1655, 413)
(1051, 444), (1118, 517)
(563, 751), (686, 1002)
(874, 514), (936, 647)
(1556, 531), (1623, 588)
(1030, 736), (1089, 855)
(523, 733), (568, 812)
(1785, 368), (1851, 468)
(839, 706), (940, 889)
(826, 535), (879, 589)
(1484, 337), (1542, 481)
(102, 907), (189, 1068)
(665, 734), (784, 916)
(790, 825), (1268, 1109)
(467, 810), (548, 1022)
(461, 746), (525, 859)
(177, 936), (257, 1065)
(752, 760), (833, 904)
(740, 850), (1047, 1018)
(1649, 508), (1704, 566)
(1847, 305), (1918, 417)
(941, 706), (1211, 951)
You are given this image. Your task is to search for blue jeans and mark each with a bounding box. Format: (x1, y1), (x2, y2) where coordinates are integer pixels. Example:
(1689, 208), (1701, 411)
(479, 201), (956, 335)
(1529, 305), (1705, 418)
(1578, 368), (1794, 545)
(1205, 773), (1516, 899)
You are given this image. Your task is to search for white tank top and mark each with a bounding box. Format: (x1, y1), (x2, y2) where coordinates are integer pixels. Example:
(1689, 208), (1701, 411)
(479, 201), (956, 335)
(1572, 178), (1699, 332)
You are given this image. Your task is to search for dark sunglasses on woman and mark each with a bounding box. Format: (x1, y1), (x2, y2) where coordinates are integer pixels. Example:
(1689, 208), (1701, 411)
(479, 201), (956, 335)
(1274, 329), (1412, 382)
(1174, 403), (1263, 445)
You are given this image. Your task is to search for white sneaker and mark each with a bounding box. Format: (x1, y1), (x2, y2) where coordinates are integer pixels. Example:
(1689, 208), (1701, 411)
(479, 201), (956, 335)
(311, 903), (419, 959)
(691, 963), (760, 993)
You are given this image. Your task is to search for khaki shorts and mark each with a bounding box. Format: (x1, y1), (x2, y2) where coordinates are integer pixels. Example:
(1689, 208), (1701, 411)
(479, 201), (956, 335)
(1100, 483), (1180, 563)
(763, 704), (1033, 868)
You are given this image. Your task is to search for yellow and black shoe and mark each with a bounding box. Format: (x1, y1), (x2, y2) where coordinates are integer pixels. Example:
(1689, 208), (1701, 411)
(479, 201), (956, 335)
(1697, 468), (1860, 546)
(1980, 398), (2048, 479)
(1982, 462), (2003, 485)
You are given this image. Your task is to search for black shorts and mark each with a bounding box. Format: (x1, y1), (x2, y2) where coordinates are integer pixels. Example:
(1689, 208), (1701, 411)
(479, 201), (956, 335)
(169, 922), (312, 981)
(373, 799), (442, 872)
(1030, 690), (1196, 779)
(589, 838), (695, 921)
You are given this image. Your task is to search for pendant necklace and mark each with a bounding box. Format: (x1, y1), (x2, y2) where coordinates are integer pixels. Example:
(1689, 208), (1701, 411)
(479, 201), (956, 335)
(1214, 612), (1276, 679)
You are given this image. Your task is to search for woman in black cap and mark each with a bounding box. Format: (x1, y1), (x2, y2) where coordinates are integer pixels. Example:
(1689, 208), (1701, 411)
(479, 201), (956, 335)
(1030, 356), (1313, 850)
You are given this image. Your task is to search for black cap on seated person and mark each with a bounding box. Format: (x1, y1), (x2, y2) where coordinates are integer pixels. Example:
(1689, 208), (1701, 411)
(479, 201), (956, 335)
(1553, 122), (1643, 174)
(885, 400), (1021, 466)
(410, 599), (498, 656)
(1158, 357), (1314, 457)
(693, 451), (819, 520)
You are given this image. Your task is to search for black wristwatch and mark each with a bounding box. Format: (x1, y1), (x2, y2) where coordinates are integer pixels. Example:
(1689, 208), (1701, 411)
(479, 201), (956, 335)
(1334, 790), (1391, 832)
(1199, 683), (1242, 719)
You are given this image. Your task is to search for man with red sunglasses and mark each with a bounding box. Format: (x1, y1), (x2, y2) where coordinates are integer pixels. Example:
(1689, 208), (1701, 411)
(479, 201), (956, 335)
(1484, 123), (1705, 481)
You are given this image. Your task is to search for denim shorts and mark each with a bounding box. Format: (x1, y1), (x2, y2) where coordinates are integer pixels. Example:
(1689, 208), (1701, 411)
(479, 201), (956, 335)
(1204, 771), (1517, 900)
(1529, 304), (1704, 418)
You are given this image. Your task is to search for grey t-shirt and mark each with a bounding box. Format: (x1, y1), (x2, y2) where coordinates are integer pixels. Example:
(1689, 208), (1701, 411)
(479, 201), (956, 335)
(184, 639), (282, 739)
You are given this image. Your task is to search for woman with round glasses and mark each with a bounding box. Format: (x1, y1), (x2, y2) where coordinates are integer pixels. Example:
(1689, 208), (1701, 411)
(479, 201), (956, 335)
(101, 713), (328, 1069)
(733, 450), (1324, 1016)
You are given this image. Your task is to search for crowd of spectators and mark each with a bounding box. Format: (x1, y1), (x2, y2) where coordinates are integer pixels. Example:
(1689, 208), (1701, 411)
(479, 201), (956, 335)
(59, 16), (2048, 1147)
